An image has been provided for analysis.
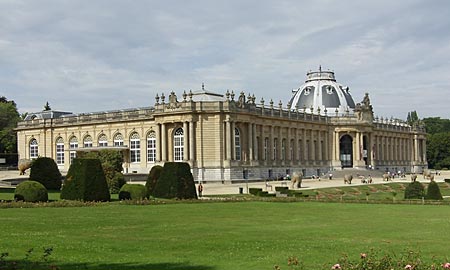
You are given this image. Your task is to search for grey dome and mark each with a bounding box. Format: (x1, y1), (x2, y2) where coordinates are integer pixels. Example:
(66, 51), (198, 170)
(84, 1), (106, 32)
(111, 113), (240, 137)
(289, 68), (355, 115)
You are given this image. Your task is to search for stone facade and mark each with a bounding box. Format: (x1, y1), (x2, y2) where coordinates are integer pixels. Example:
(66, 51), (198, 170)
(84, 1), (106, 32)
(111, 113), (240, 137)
(15, 70), (427, 182)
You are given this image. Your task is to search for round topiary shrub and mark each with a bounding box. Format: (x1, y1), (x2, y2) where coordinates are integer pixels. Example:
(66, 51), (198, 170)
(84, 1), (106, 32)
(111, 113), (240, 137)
(426, 180), (443, 200)
(29, 157), (62, 190)
(145, 165), (163, 197)
(404, 181), (425, 199)
(119, 184), (147, 200)
(14, 180), (48, 202)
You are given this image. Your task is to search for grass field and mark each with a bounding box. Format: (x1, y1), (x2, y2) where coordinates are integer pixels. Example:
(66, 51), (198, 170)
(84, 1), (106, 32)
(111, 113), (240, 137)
(1, 201), (449, 269)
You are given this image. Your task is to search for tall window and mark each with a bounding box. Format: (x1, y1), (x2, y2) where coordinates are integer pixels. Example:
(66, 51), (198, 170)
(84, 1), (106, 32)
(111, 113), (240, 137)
(234, 128), (241, 161)
(69, 136), (78, 163)
(130, 133), (141, 163)
(98, 134), (108, 147)
(264, 137), (268, 160)
(281, 139), (286, 160)
(174, 128), (184, 161)
(273, 138), (278, 160)
(29, 139), (38, 159)
(147, 131), (156, 163)
(83, 135), (93, 148)
(56, 137), (64, 165)
(114, 133), (124, 146)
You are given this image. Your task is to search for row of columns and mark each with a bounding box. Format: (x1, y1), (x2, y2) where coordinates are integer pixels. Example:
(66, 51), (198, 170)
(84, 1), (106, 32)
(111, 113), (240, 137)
(155, 121), (195, 162)
(225, 119), (329, 163)
(373, 135), (426, 163)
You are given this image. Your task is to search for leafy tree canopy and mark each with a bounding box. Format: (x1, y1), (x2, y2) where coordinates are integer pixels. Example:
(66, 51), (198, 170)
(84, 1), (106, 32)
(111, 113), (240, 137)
(0, 96), (20, 153)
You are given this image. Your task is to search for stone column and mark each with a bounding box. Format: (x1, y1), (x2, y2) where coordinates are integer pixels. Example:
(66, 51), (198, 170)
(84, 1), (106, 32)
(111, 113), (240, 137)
(183, 122), (188, 161)
(161, 123), (167, 161)
(156, 124), (161, 162)
(317, 130), (322, 161)
(225, 120), (231, 161)
(248, 123), (253, 161)
(189, 121), (195, 161)
(231, 121), (236, 160)
(422, 138), (426, 163)
(270, 126), (274, 162)
(287, 127), (291, 162)
(303, 129), (307, 162)
(252, 123), (257, 160)
(278, 127), (283, 161)
(334, 131), (339, 161)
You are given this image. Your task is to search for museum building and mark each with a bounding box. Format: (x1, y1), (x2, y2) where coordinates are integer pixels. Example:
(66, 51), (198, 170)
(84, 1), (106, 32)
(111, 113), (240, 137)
(16, 68), (428, 182)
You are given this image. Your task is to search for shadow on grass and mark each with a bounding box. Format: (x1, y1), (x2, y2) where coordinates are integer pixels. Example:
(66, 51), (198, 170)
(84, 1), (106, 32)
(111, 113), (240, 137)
(1, 260), (216, 270)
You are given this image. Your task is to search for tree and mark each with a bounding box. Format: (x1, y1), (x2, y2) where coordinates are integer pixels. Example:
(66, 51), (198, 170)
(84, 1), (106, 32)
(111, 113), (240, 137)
(0, 96), (20, 154)
(44, 101), (51, 111)
(406, 111), (420, 125)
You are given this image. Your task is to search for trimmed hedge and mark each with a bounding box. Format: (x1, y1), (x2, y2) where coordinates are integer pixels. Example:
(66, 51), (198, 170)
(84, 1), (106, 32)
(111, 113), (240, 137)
(29, 157), (62, 190)
(14, 180), (48, 202)
(119, 184), (147, 200)
(404, 181), (425, 199)
(249, 188), (262, 196)
(426, 181), (443, 200)
(152, 162), (197, 199)
(61, 158), (110, 202)
(146, 165), (163, 197)
(78, 150), (125, 193)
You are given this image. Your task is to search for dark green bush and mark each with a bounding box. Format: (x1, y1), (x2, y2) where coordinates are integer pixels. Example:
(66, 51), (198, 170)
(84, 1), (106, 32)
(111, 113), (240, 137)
(445, 179), (450, 183)
(152, 162), (197, 199)
(249, 188), (262, 195)
(60, 158), (110, 202)
(146, 165), (163, 197)
(107, 171), (126, 194)
(404, 181), (425, 199)
(119, 184), (147, 200)
(78, 150), (125, 193)
(14, 180), (48, 202)
(275, 186), (289, 192)
(426, 181), (443, 200)
(29, 157), (62, 190)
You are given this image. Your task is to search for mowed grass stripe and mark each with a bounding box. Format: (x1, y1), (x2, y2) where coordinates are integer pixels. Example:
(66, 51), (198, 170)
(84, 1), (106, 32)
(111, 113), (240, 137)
(1, 202), (449, 269)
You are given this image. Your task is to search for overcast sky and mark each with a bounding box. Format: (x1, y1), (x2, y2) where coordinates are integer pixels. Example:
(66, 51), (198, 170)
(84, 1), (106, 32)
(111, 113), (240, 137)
(1, 0), (450, 119)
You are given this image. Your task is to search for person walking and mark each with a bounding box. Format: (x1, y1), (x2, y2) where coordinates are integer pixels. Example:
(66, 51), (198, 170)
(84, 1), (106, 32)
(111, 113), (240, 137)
(198, 182), (203, 198)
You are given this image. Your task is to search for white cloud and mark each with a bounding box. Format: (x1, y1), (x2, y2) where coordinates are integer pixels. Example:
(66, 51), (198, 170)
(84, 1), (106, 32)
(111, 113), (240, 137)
(1, 0), (450, 119)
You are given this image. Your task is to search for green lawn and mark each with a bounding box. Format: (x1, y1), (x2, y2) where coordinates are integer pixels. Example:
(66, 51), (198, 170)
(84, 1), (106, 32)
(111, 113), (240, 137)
(1, 202), (449, 269)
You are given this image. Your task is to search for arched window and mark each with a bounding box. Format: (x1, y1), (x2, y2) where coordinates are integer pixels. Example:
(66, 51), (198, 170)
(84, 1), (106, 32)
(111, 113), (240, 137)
(83, 135), (93, 148)
(234, 128), (241, 161)
(114, 133), (124, 146)
(174, 128), (184, 161)
(281, 139), (286, 160)
(69, 136), (78, 162)
(56, 137), (64, 165)
(98, 134), (108, 147)
(29, 139), (38, 159)
(147, 131), (156, 163)
(130, 132), (140, 163)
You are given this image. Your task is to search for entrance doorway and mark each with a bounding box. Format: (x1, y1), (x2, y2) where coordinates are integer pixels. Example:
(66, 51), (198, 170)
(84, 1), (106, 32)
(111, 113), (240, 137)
(340, 135), (353, 168)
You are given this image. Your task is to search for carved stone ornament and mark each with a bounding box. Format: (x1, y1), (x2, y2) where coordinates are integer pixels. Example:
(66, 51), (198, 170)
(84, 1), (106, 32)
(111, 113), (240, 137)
(354, 93), (374, 122)
(167, 91), (181, 109)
